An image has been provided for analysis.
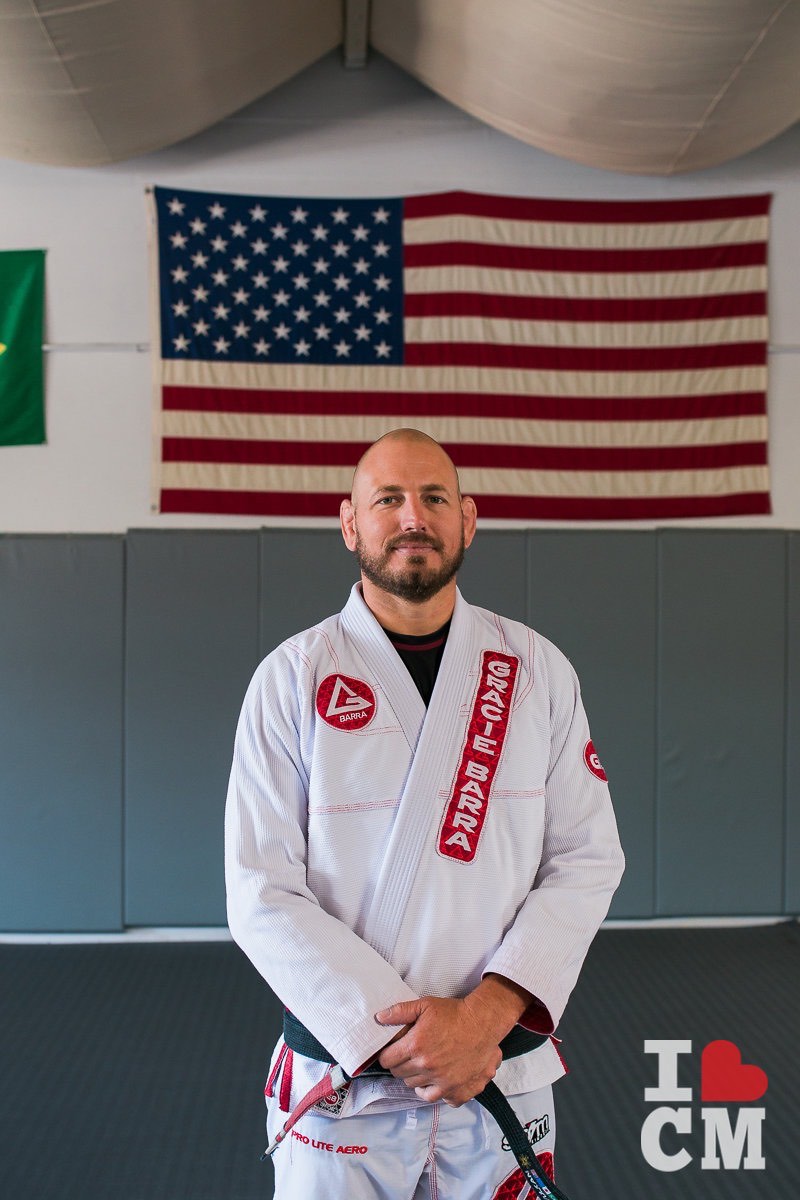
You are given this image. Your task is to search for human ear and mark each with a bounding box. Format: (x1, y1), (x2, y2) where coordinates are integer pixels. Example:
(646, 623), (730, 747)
(340, 498), (358, 551)
(461, 496), (478, 549)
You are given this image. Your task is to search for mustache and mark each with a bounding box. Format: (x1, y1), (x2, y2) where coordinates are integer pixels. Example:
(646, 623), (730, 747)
(386, 534), (441, 551)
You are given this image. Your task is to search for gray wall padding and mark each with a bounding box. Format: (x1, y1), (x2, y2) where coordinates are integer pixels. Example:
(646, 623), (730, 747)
(0, 529), (796, 930)
(124, 531), (260, 926)
(657, 532), (786, 916)
(0, 536), (124, 931)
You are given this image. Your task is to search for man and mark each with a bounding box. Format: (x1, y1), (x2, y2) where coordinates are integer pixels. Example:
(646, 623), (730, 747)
(225, 429), (624, 1199)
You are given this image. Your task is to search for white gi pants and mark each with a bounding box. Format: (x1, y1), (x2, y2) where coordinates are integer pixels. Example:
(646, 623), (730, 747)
(266, 1085), (556, 1200)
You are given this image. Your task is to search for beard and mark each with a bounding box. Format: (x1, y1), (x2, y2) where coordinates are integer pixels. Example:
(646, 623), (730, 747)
(355, 530), (465, 604)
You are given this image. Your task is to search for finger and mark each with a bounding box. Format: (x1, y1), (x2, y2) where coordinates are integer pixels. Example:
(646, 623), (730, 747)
(378, 1049), (412, 1074)
(377, 1027), (415, 1066)
(393, 1066), (439, 1088)
(414, 1085), (467, 1108)
(375, 1000), (422, 1025)
(378, 1035), (418, 1071)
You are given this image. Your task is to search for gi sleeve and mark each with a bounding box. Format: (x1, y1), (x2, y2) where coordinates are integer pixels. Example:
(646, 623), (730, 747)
(482, 638), (625, 1032)
(224, 647), (418, 1076)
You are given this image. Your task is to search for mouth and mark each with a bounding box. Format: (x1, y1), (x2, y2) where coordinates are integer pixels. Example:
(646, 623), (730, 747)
(390, 541), (438, 556)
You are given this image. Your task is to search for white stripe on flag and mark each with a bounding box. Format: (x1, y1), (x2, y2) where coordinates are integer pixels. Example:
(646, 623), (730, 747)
(162, 359), (766, 397)
(161, 410), (768, 449)
(402, 215), (770, 250)
(403, 265), (767, 300)
(404, 315), (769, 348)
(159, 460), (769, 500)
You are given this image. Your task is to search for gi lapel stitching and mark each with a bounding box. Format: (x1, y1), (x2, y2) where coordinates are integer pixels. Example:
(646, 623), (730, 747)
(357, 588), (480, 961)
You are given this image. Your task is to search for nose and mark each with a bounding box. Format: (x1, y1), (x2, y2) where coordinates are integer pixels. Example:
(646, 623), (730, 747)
(400, 495), (427, 531)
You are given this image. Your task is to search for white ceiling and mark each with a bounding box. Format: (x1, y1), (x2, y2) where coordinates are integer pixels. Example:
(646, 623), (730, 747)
(1, 0), (798, 174)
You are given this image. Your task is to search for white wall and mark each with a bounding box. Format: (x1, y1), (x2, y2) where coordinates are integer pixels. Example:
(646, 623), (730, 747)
(1, 49), (799, 533)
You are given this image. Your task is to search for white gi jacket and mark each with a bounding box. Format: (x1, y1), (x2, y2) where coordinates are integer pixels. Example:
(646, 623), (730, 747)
(225, 584), (624, 1116)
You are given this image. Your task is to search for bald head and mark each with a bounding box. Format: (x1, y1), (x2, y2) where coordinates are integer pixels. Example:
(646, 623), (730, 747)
(351, 429), (462, 506)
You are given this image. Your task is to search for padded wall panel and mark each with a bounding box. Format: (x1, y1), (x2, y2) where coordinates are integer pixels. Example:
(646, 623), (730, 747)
(258, 528), (528, 653)
(3, 529), (793, 933)
(0, 536), (124, 930)
(458, 529), (527, 622)
(786, 534), (800, 914)
(527, 533), (657, 918)
(124, 531), (259, 926)
(259, 529), (359, 656)
(657, 532), (786, 916)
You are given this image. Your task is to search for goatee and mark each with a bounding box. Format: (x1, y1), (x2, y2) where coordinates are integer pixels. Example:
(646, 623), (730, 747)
(355, 532), (465, 603)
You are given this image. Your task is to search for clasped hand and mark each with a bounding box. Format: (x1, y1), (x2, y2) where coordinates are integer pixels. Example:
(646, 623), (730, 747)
(375, 995), (503, 1107)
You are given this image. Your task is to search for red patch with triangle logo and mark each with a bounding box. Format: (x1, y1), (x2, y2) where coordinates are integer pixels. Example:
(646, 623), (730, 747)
(583, 739), (608, 781)
(316, 674), (376, 732)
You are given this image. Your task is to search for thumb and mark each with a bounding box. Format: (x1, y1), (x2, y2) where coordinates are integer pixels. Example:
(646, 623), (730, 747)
(375, 999), (423, 1025)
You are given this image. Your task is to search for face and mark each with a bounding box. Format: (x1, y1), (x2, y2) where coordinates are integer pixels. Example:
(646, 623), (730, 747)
(340, 436), (477, 605)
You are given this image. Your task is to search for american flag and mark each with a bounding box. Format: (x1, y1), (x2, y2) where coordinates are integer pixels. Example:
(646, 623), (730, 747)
(150, 186), (770, 519)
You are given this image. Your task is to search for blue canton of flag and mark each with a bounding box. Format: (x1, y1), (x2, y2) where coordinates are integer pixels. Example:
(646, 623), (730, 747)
(154, 187), (404, 366)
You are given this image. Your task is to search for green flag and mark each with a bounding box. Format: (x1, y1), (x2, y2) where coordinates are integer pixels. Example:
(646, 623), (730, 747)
(0, 250), (45, 445)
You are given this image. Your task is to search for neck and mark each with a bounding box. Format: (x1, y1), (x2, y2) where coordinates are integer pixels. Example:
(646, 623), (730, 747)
(359, 577), (457, 636)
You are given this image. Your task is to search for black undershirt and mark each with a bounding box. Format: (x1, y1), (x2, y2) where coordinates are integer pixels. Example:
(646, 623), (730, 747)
(382, 619), (452, 707)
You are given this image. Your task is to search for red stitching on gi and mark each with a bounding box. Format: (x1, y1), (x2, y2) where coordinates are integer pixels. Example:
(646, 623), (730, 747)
(315, 628), (341, 672)
(425, 1104), (440, 1200)
(279, 1048), (294, 1112)
(265, 1041), (288, 1099)
(308, 797), (400, 815)
(512, 628), (536, 707)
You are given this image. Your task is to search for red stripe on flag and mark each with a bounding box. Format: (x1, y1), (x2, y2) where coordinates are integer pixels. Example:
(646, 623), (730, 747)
(162, 386), (767, 422)
(160, 489), (346, 517)
(404, 342), (767, 371)
(403, 191), (772, 224)
(163, 437), (368, 466)
(403, 291), (768, 322)
(473, 492), (773, 519)
(162, 437), (767, 473)
(404, 240), (766, 273)
(159, 488), (772, 520)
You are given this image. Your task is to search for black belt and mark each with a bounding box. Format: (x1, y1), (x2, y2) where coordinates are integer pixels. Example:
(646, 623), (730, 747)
(281, 1011), (571, 1200)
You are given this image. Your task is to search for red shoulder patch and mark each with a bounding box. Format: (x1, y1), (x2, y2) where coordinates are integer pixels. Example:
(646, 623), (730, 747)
(316, 674), (376, 732)
(583, 739), (607, 781)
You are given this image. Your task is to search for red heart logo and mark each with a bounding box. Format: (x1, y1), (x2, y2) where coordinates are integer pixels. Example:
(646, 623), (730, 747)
(701, 1040), (768, 1102)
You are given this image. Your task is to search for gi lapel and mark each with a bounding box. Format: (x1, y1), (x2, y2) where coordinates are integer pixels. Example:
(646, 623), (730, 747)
(356, 588), (484, 960)
(340, 584), (426, 752)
